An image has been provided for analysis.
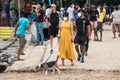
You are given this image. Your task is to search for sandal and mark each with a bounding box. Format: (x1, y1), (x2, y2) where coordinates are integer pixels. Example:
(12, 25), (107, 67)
(21, 52), (25, 55)
(17, 59), (24, 61)
(71, 63), (74, 66)
(113, 37), (116, 39)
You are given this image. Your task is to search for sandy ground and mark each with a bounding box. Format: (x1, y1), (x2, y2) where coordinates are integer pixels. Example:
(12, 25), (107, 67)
(1, 69), (120, 80)
(1, 24), (120, 80)
(7, 24), (120, 72)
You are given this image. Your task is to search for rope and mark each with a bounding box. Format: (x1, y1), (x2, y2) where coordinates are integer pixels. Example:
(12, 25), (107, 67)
(44, 37), (60, 63)
(0, 38), (17, 50)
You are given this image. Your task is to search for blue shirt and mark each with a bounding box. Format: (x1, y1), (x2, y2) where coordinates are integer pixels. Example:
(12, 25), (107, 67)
(16, 17), (30, 36)
(30, 11), (36, 21)
(73, 9), (79, 20)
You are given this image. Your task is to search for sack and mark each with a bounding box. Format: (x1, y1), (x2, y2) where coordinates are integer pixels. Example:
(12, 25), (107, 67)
(30, 22), (37, 42)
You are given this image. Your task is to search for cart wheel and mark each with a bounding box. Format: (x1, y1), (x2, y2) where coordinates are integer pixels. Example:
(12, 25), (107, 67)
(0, 65), (7, 73)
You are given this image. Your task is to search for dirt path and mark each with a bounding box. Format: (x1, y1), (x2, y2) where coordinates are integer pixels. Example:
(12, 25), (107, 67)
(1, 25), (120, 80)
(1, 69), (120, 80)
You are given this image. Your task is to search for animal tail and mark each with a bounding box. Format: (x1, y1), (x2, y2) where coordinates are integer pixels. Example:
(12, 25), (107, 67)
(55, 55), (59, 62)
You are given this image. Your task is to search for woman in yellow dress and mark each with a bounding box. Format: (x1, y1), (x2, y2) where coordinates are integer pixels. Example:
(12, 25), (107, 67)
(58, 12), (76, 66)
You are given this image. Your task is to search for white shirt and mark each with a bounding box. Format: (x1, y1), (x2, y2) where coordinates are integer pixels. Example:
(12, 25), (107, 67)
(67, 7), (74, 21)
(45, 8), (51, 16)
(110, 10), (120, 24)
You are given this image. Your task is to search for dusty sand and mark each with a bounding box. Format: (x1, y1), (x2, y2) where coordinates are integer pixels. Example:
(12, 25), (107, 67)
(1, 69), (120, 80)
(1, 24), (120, 80)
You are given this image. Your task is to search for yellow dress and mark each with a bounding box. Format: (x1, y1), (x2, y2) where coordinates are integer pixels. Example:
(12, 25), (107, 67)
(59, 21), (76, 60)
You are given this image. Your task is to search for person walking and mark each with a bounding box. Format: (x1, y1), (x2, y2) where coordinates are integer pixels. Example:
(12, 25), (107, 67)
(84, 3), (91, 56)
(45, 5), (51, 17)
(30, 6), (37, 43)
(89, 5), (99, 41)
(96, 7), (106, 41)
(30, 6), (36, 22)
(73, 3), (80, 20)
(14, 11), (31, 60)
(67, 3), (74, 22)
(58, 12), (75, 66)
(110, 7), (120, 38)
(45, 4), (59, 54)
(35, 3), (45, 46)
(74, 10), (91, 63)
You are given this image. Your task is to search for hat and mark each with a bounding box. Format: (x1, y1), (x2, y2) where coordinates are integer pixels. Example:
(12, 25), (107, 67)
(51, 4), (56, 7)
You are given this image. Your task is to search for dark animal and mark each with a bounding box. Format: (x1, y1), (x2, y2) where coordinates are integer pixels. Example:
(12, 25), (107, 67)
(35, 55), (60, 75)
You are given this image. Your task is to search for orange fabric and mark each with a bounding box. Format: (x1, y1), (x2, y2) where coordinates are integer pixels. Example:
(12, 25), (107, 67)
(59, 21), (76, 60)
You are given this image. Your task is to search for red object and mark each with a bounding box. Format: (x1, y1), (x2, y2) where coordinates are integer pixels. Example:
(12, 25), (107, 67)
(24, 1), (32, 10)
(36, 9), (45, 22)
(0, 18), (7, 26)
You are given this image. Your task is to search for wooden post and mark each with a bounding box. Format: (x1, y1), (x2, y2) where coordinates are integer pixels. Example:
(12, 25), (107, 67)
(18, 0), (20, 18)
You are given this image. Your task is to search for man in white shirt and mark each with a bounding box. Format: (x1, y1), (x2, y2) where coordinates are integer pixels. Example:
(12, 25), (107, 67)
(110, 7), (120, 38)
(45, 5), (51, 16)
(67, 3), (74, 22)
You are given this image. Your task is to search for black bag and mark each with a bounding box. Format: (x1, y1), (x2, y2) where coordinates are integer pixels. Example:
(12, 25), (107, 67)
(0, 65), (7, 73)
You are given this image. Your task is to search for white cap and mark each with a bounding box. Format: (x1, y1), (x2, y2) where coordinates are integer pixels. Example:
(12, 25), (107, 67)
(51, 4), (56, 7)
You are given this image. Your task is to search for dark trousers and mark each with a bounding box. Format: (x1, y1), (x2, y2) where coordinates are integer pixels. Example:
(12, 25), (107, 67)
(85, 37), (89, 52)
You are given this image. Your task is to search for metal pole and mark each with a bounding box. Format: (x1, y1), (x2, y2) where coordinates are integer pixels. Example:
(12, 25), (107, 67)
(86, 0), (88, 4)
(86, 0), (90, 5)
(89, 0), (90, 5)
(18, 0), (20, 18)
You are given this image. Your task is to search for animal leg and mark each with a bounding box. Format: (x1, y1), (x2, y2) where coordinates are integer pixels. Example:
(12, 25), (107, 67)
(44, 70), (48, 75)
(52, 68), (56, 74)
(55, 63), (60, 75)
(55, 67), (60, 75)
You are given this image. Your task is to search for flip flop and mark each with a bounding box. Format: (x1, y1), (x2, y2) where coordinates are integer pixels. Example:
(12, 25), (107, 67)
(16, 59), (24, 61)
(113, 37), (116, 39)
(71, 63), (74, 66)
